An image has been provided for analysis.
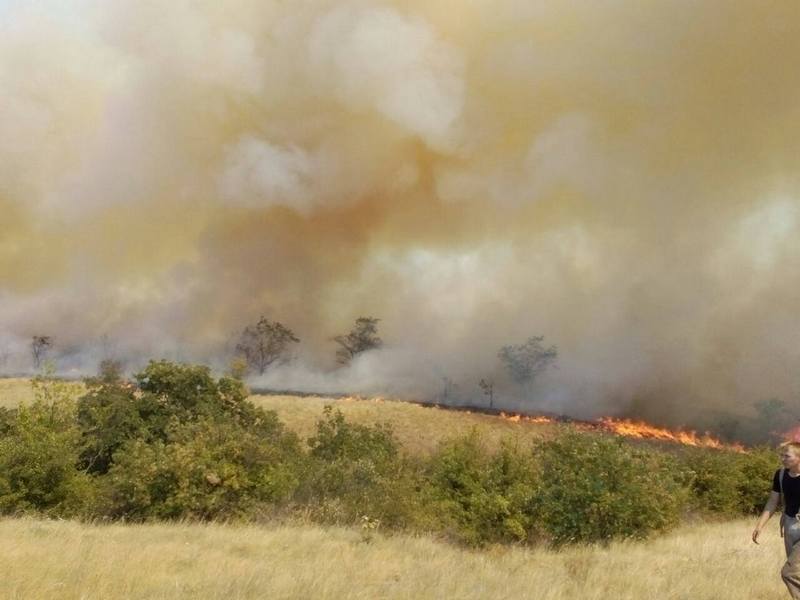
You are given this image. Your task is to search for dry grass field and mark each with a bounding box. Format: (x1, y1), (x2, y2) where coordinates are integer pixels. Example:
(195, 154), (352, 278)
(0, 377), (786, 599)
(0, 516), (787, 600)
(252, 393), (560, 454)
(0, 378), (36, 409)
(0, 377), (84, 409)
(0, 377), (559, 453)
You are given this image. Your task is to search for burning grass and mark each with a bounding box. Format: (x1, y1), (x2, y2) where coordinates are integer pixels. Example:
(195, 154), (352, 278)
(251, 394), (561, 454)
(496, 411), (746, 452)
(595, 416), (746, 452)
(7, 374), (724, 459)
(0, 377), (753, 453)
(253, 392), (746, 455)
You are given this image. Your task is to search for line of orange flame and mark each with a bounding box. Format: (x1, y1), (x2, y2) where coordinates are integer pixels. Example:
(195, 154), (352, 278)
(333, 397), (745, 452)
(497, 412), (746, 452)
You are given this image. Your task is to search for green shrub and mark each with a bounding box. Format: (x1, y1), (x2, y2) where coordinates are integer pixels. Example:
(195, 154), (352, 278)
(680, 448), (743, 516)
(532, 429), (690, 545)
(297, 407), (421, 527)
(78, 361), (277, 474)
(134, 360), (254, 425)
(103, 418), (301, 520)
(0, 407), (14, 436)
(0, 378), (94, 516)
(0, 359), (780, 548)
(677, 446), (778, 517)
(731, 446), (778, 514)
(77, 382), (154, 474)
(308, 406), (397, 463)
(426, 431), (539, 546)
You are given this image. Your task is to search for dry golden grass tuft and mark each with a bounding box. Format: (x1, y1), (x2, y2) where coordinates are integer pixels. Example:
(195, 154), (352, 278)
(0, 377), (558, 453)
(0, 516), (787, 600)
(251, 393), (560, 454)
(0, 377), (84, 409)
(0, 378), (35, 408)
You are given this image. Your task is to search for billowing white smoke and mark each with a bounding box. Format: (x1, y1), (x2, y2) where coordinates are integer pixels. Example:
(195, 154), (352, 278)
(1, 0), (800, 427)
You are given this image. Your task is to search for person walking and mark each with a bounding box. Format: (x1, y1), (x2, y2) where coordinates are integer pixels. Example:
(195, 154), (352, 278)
(753, 442), (800, 598)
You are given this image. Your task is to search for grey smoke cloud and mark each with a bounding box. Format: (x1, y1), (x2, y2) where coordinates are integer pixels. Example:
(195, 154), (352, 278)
(1, 0), (800, 429)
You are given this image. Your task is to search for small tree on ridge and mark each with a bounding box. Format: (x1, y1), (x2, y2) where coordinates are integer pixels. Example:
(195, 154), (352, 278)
(334, 317), (382, 365)
(31, 336), (52, 371)
(236, 317), (299, 375)
(498, 335), (557, 388)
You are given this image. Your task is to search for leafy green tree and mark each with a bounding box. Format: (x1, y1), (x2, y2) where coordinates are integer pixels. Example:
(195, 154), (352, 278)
(308, 406), (397, 463)
(77, 360), (273, 475)
(479, 378), (495, 409)
(532, 430), (689, 545)
(0, 375), (93, 516)
(498, 335), (557, 387)
(681, 448), (743, 515)
(135, 360), (249, 419)
(333, 317), (382, 365)
(753, 398), (792, 444)
(734, 446), (780, 514)
(31, 335), (52, 370)
(98, 358), (124, 383)
(77, 380), (151, 474)
(236, 317), (299, 375)
(297, 407), (417, 527)
(426, 432), (538, 545)
(104, 418), (301, 520)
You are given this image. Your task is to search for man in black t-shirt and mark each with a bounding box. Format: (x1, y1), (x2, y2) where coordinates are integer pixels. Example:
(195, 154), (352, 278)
(753, 442), (800, 598)
(775, 468), (800, 519)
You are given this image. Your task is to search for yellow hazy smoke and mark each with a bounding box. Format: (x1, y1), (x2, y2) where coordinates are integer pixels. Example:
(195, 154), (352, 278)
(2, 0), (800, 424)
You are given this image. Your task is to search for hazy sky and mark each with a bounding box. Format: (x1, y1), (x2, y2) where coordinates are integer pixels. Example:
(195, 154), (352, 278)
(1, 1), (800, 427)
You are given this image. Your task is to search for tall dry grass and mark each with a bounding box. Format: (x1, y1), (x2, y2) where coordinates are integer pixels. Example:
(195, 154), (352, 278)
(0, 516), (788, 600)
(0, 379), (557, 453)
(252, 393), (558, 454)
(0, 378), (786, 598)
(0, 378), (34, 408)
(0, 377), (85, 409)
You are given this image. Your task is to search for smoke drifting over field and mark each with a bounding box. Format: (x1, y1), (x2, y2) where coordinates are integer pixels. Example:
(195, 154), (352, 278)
(2, 0), (800, 425)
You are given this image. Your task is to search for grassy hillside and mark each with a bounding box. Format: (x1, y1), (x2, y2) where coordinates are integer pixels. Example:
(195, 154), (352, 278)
(0, 516), (784, 600)
(0, 378), (559, 453)
(0, 376), (750, 455)
(0, 375), (782, 598)
(0, 378), (37, 409)
(252, 393), (560, 454)
(0, 377), (84, 409)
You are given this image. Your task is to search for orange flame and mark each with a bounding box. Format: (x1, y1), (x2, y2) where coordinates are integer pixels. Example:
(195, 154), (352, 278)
(596, 417), (745, 452)
(781, 424), (800, 443)
(496, 411), (745, 452)
(499, 412), (558, 424)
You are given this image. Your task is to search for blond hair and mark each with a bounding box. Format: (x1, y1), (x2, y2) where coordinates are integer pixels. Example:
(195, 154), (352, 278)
(780, 441), (800, 455)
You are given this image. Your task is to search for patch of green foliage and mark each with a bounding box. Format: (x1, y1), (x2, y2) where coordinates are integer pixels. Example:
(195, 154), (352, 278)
(297, 406), (422, 528)
(0, 360), (783, 548)
(0, 375), (94, 516)
(103, 418), (301, 520)
(426, 431), (538, 545)
(77, 361), (274, 475)
(681, 445), (777, 516)
(80, 361), (301, 520)
(531, 430), (690, 545)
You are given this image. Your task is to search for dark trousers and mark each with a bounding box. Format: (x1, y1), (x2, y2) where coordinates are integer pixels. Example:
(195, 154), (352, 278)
(782, 515), (800, 598)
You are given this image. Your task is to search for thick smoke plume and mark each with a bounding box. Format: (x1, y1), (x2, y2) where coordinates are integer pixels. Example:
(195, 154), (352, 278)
(2, 0), (800, 429)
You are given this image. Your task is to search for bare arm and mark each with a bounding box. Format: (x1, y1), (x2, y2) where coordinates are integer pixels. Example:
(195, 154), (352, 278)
(753, 491), (781, 544)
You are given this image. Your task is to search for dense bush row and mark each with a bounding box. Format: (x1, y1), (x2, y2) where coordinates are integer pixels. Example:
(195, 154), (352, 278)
(0, 362), (779, 546)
